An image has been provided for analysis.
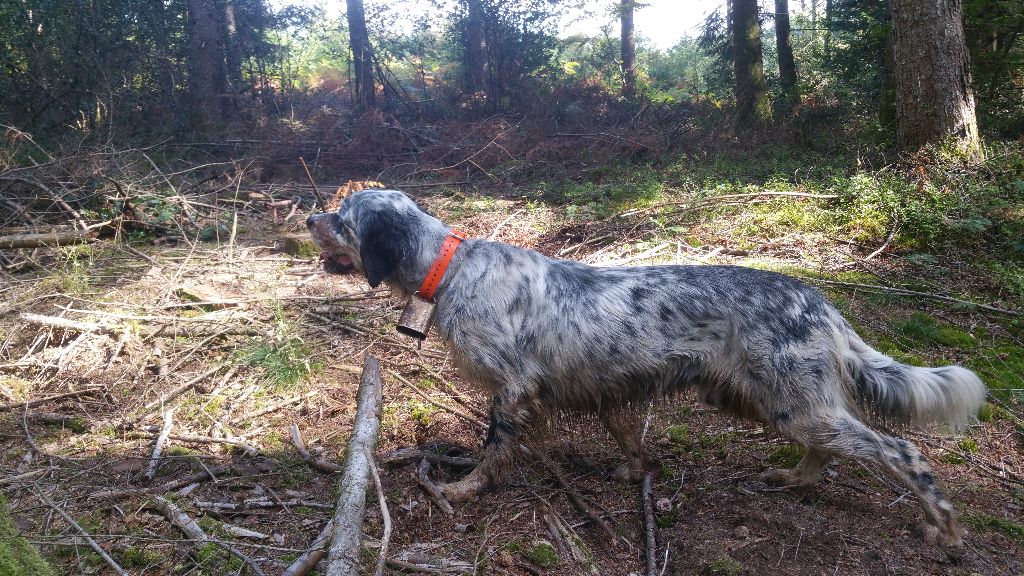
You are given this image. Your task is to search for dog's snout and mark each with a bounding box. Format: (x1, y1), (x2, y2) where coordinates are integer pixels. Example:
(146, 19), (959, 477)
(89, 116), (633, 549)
(306, 214), (316, 229)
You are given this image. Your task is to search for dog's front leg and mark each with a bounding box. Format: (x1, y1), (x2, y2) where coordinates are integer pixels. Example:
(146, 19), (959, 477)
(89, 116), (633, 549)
(440, 390), (535, 502)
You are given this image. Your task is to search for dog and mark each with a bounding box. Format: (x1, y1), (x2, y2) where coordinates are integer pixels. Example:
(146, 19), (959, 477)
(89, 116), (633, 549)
(306, 189), (986, 546)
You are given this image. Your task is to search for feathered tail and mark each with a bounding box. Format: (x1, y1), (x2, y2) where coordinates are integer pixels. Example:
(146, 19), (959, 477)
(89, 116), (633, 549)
(839, 329), (986, 427)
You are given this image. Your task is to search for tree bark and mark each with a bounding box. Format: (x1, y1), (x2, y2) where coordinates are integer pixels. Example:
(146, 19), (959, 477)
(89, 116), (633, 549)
(878, 0), (897, 128)
(325, 355), (383, 574)
(732, 0), (772, 130)
(185, 0), (227, 127)
(891, 0), (983, 159)
(621, 1), (637, 99)
(223, 0), (243, 115)
(464, 0), (488, 97)
(775, 0), (798, 113)
(346, 0), (376, 110)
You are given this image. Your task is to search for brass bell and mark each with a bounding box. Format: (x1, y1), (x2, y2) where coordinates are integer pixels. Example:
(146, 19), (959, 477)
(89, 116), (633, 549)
(396, 293), (436, 340)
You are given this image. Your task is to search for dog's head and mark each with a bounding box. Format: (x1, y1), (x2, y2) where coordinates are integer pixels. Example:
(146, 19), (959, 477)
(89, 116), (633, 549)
(306, 189), (445, 290)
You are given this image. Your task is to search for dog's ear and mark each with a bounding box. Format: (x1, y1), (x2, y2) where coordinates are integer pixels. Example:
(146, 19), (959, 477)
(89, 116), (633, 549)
(357, 209), (408, 288)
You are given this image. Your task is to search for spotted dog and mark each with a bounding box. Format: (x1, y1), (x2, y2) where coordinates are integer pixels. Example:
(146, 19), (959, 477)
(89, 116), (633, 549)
(307, 189), (985, 546)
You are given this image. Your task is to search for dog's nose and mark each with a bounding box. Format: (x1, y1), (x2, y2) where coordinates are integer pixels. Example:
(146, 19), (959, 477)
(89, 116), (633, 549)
(306, 214), (316, 229)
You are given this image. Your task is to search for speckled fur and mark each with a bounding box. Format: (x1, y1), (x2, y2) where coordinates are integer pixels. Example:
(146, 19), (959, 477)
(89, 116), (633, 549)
(307, 189), (986, 546)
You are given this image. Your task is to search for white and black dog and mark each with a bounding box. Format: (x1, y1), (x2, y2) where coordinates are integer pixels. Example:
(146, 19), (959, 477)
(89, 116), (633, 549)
(307, 189), (985, 546)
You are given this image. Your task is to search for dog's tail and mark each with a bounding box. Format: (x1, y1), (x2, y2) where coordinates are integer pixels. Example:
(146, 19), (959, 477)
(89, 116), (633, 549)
(838, 327), (986, 427)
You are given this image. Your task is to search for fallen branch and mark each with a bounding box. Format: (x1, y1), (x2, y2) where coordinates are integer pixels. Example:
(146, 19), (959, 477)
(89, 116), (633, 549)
(90, 464), (231, 500)
(0, 389), (100, 413)
(415, 459), (454, 516)
(368, 449), (392, 576)
(300, 157), (329, 210)
(151, 495), (265, 576)
(642, 472), (657, 576)
(37, 491), (129, 576)
(0, 230), (96, 249)
(326, 354), (383, 575)
(290, 424), (344, 473)
(380, 447), (477, 470)
(145, 408), (174, 481)
(282, 519), (334, 576)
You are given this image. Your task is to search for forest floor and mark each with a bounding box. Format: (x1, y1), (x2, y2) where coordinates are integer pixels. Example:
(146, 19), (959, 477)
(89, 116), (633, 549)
(1, 159), (1023, 575)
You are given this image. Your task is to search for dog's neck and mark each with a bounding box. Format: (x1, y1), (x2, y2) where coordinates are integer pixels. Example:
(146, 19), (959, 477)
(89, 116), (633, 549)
(386, 218), (463, 299)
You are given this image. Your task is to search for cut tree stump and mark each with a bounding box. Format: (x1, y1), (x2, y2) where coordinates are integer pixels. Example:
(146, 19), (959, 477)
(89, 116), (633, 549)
(325, 354), (383, 575)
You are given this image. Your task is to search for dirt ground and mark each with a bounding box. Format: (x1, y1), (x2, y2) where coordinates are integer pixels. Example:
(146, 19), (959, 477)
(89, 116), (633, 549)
(1, 188), (1022, 575)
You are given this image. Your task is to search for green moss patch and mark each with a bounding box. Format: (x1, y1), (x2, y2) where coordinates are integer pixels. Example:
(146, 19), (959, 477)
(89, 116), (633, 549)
(0, 494), (55, 576)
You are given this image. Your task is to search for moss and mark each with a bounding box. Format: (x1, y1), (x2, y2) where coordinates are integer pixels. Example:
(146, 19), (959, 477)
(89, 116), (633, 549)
(526, 541), (558, 568)
(768, 445), (805, 468)
(666, 424), (689, 445)
(705, 557), (743, 575)
(957, 437), (979, 454)
(962, 512), (1024, 541)
(120, 546), (165, 568)
(0, 493), (55, 576)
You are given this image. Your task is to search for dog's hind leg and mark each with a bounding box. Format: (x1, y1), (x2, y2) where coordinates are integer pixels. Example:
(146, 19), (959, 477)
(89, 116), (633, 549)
(787, 411), (962, 546)
(762, 446), (831, 487)
(601, 407), (659, 481)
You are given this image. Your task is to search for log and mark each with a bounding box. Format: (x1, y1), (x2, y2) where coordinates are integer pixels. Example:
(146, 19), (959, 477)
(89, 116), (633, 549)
(0, 231), (95, 249)
(325, 354), (383, 575)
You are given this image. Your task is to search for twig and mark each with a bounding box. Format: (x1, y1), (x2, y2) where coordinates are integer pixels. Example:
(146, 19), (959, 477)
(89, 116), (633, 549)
(863, 220), (900, 261)
(811, 279), (1021, 316)
(140, 364), (225, 414)
(290, 424), (343, 473)
(532, 447), (617, 542)
(229, 391), (317, 426)
(368, 449), (392, 576)
(151, 495), (265, 576)
(300, 157), (329, 210)
(145, 408), (174, 481)
(282, 519), (334, 576)
(388, 370), (488, 430)
(326, 355), (383, 575)
(37, 491), (129, 576)
(415, 459), (454, 516)
(487, 210), (523, 241)
(642, 472), (657, 576)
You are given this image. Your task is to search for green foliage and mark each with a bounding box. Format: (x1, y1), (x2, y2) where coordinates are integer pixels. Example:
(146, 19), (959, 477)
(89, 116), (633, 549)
(890, 313), (976, 349)
(962, 512), (1024, 541)
(0, 494), (55, 576)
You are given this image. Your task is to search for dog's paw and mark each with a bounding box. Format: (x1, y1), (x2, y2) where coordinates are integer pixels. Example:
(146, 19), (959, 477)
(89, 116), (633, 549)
(761, 468), (798, 486)
(917, 521), (964, 547)
(613, 458), (662, 482)
(439, 477), (484, 503)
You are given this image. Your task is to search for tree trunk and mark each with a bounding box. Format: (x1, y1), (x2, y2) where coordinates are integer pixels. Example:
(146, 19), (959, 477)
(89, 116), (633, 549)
(346, 0), (376, 110)
(891, 0), (982, 159)
(775, 0), (798, 113)
(223, 0), (243, 115)
(732, 0), (772, 130)
(621, 0), (637, 99)
(464, 0), (488, 97)
(878, 0), (897, 128)
(185, 0), (226, 127)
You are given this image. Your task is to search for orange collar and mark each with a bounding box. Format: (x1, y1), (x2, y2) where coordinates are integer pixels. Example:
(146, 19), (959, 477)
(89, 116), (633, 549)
(418, 230), (467, 300)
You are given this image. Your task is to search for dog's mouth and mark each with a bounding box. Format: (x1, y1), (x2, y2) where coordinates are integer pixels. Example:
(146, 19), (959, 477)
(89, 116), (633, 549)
(321, 253), (355, 275)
